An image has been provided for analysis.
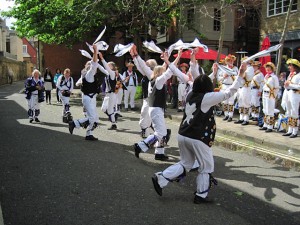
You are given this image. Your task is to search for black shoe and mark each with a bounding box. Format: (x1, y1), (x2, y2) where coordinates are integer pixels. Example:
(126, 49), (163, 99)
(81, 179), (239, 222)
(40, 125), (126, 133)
(194, 195), (213, 204)
(115, 113), (123, 119)
(35, 118), (40, 122)
(68, 121), (75, 134)
(134, 143), (142, 158)
(259, 127), (267, 130)
(29, 119), (33, 123)
(85, 135), (98, 141)
(155, 154), (169, 161)
(227, 117), (232, 122)
(165, 129), (171, 145)
(190, 167), (199, 172)
(282, 132), (292, 136)
(108, 124), (117, 130)
(252, 117), (258, 121)
(241, 121), (249, 126)
(265, 129), (273, 133)
(151, 175), (162, 196)
(290, 134), (298, 138)
(130, 107), (136, 111)
(177, 109), (183, 112)
(234, 120), (244, 124)
(223, 116), (229, 121)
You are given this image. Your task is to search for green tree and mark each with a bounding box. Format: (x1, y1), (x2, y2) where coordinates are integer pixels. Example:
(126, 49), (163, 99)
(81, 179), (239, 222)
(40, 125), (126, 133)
(1, 0), (180, 45)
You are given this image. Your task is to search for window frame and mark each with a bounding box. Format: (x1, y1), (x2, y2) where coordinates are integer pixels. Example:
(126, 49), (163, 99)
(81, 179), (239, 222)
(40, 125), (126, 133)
(267, 0), (297, 17)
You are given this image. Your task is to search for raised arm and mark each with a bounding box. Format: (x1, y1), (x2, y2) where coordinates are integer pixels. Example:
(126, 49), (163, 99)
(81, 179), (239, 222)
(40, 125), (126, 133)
(201, 63), (247, 112)
(98, 52), (114, 79)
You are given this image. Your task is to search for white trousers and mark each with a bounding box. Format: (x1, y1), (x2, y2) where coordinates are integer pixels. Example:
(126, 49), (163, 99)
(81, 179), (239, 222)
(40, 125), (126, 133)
(156, 134), (214, 198)
(124, 86), (136, 109)
(59, 93), (70, 115)
(27, 94), (40, 119)
(139, 98), (151, 130)
(74, 94), (99, 136)
(138, 107), (167, 154)
(106, 92), (116, 124)
(238, 86), (251, 108)
(178, 83), (186, 102)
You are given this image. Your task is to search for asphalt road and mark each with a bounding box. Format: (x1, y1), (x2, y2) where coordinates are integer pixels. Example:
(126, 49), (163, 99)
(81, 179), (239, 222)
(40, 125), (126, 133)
(0, 82), (299, 225)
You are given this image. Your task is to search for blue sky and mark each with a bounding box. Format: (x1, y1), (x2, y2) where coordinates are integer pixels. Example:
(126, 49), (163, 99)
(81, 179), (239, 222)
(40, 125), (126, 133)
(0, 0), (16, 28)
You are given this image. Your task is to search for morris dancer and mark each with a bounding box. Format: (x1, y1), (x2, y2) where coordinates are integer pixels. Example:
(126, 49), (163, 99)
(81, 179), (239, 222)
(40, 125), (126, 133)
(24, 69), (45, 123)
(250, 61), (264, 121)
(69, 44), (100, 140)
(56, 68), (74, 123)
(259, 62), (279, 132)
(282, 59), (300, 138)
(151, 62), (246, 204)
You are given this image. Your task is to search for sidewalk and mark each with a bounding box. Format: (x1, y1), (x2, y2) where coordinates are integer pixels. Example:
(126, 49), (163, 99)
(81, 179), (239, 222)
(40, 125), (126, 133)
(164, 103), (300, 170)
(70, 89), (300, 170)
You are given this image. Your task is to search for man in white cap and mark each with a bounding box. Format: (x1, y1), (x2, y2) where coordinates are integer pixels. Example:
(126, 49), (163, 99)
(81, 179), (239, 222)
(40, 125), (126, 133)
(121, 61), (138, 111)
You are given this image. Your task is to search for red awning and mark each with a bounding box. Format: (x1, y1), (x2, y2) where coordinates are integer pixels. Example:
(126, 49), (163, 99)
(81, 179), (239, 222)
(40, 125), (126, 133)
(174, 48), (226, 60)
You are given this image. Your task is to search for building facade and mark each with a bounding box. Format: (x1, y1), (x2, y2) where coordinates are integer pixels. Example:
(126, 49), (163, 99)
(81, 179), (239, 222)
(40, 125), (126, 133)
(260, 0), (300, 61)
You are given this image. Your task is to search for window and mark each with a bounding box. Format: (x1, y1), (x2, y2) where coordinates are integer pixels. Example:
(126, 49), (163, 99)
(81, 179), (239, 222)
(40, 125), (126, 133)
(268, 0), (297, 17)
(187, 8), (195, 25)
(23, 45), (27, 54)
(214, 8), (221, 31)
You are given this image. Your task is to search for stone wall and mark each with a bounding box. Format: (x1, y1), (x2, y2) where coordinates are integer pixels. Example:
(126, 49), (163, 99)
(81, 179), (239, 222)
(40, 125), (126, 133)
(0, 56), (32, 85)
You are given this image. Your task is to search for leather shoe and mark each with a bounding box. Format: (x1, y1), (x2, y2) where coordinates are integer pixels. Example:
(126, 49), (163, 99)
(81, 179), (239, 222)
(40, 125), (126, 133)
(29, 119), (33, 123)
(223, 116), (229, 121)
(151, 175), (162, 196)
(85, 135), (98, 141)
(134, 143), (142, 158)
(234, 120), (244, 124)
(227, 117), (232, 122)
(155, 154), (169, 161)
(194, 194), (213, 204)
(282, 132), (292, 136)
(35, 118), (40, 122)
(108, 124), (117, 130)
(259, 127), (267, 130)
(290, 134), (298, 138)
(265, 129), (273, 133)
(68, 121), (75, 134)
(241, 121), (249, 125)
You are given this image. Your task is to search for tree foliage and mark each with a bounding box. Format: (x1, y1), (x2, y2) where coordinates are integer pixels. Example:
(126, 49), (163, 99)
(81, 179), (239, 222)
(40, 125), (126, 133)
(1, 0), (182, 45)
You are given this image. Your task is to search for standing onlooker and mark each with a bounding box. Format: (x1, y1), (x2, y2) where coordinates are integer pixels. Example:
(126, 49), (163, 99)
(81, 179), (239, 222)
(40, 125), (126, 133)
(43, 68), (54, 104)
(24, 69), (45, 123)
(54, 69), (62, 104)
(122, 61), (138, 111)
(250, 61), (264, 121)
(259, 62), (280, 132)
(177, 63), (189, 112)
(282, 59), (300, 138)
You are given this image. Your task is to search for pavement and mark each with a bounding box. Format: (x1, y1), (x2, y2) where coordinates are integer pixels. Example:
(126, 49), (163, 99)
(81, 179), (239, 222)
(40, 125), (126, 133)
(164, 103), (300, 171)
(69, 88), (300, 170)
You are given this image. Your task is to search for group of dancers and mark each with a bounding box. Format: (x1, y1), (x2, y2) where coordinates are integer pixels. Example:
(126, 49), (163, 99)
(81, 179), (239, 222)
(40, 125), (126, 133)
(24, 35), (300, 204)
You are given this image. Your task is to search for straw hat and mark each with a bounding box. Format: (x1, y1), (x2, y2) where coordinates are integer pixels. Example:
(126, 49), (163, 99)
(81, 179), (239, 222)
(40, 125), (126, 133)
(264, 62), (276, 71)
(225, 54), (236, 62)
(241, 56), (254, 64)
(286, 58), (300, 68)
(251, 61), (261, 67)
(126, 61), (135, 67)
